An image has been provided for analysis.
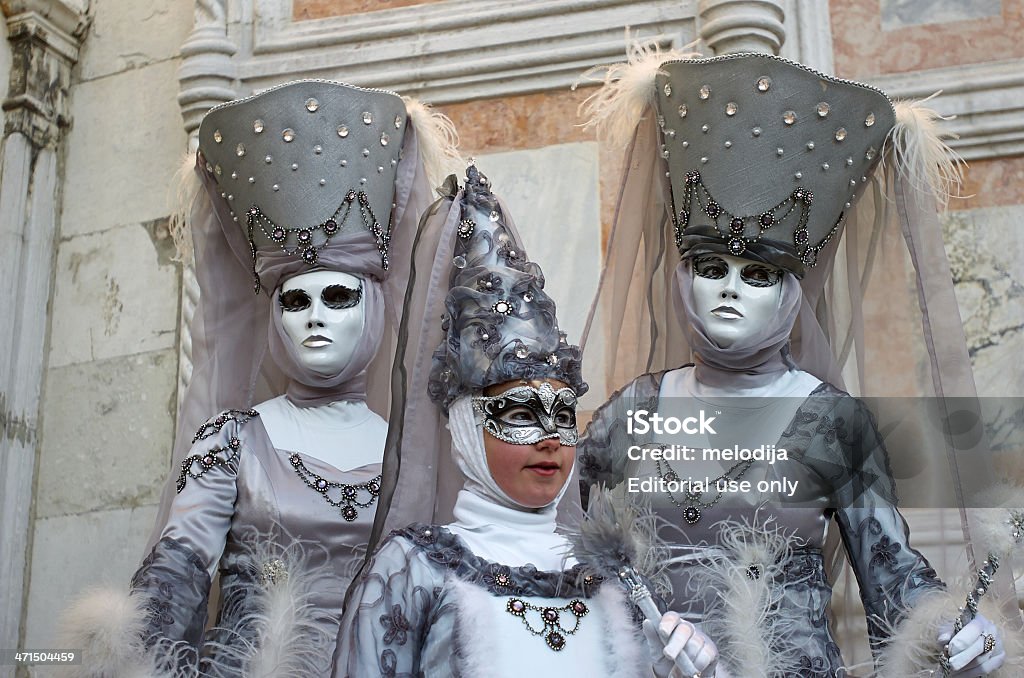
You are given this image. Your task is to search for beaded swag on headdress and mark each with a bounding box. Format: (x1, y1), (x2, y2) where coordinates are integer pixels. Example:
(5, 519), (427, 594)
(656, 55), (898, 274)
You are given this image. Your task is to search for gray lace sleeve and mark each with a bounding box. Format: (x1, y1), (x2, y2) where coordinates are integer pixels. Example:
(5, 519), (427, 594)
(818, 397), (945, 650)
(332, 532), (445, 678)
(129, 409), (255, 662)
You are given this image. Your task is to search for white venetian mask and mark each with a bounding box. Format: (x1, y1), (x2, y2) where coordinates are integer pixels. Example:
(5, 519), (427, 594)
(278, 270), (365, 375)
(690, 253), (783, 348)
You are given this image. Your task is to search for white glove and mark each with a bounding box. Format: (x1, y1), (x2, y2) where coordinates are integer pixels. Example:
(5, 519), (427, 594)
(938, 614), (1005, 677)
(643, 611), (719, 678)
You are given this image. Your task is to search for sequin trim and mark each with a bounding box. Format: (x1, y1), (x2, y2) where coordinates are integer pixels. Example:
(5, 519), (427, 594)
(192, 409), (259, 443)
(177, 435), (242, 493)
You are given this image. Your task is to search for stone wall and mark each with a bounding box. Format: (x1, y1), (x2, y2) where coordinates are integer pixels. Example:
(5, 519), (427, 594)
(18, 0), (192, 659)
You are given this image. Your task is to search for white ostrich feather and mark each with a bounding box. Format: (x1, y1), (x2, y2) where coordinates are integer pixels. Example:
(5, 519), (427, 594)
(972, 482), (1024, 558)
(58, 587), (182, 678)
(449, 577), (496, 677)
(988, 594), (1024, 677)
(691, 519), (803, 678)
(168, 151), (202, 266)
(403, 96), (462, 187)
(887, 94), (966, 207)
(577, 36), (700, 149)
(874, 589), (958, 677)
(874, 589), (1024, 678)
(596, 584), (648, 678)
(204, 532), (334, 677)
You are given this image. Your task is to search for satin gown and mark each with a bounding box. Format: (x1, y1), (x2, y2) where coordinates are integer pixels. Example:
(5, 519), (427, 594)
(578, 368), (944, 677)
(130, 407), (383, 676)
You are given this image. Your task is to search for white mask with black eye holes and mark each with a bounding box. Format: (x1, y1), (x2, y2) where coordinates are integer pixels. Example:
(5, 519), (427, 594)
(690, 253), (783, 348)
(278, 270), (365, 376)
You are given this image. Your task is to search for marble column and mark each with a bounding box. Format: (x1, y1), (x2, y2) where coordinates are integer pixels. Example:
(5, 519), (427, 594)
(0, 0), (87, 672)
(175, 0), (236, 411)
(698, 0), (787, 55)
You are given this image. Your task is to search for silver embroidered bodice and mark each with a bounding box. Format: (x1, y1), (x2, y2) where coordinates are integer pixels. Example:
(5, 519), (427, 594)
(130, 409), (382, 676)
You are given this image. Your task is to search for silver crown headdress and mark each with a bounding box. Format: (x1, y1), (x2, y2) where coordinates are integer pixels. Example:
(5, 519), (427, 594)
(656, 55), (895, 273)
(197, 80), (408, 292)
(427, 164), (587, 413)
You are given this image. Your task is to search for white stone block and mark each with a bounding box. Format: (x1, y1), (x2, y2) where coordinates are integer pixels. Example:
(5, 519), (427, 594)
(49, 223), (179, 369)
(942, 205), (1024, 397)
(61, 58), (188, 237)
(23, 505), (157, 651)
(477, 143), (606, 402)
(36, 348), (177, 519)
(78, 0), (193, 82)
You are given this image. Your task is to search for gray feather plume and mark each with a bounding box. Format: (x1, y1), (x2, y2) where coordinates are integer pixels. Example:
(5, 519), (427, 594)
(563, 483), (670, 597)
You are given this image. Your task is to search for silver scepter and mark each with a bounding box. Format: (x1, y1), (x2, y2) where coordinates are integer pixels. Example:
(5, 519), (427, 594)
(938, 484), (1024, 676)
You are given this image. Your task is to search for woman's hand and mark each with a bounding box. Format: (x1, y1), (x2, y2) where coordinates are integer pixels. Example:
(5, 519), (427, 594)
(643, 611), (719, 678)
(939, 614), (1005, 677)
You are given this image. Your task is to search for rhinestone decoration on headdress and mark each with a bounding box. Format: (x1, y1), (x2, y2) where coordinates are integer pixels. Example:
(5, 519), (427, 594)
(198, 80), (408, 292)
(655, 54), (895, 272)
(427, 164), (587, 413)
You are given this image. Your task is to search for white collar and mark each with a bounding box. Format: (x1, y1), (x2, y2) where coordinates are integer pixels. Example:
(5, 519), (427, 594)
(447, 489), (573, 570)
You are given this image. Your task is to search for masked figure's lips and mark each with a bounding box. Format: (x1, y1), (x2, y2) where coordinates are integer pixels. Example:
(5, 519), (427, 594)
(302, 335), (333, 347)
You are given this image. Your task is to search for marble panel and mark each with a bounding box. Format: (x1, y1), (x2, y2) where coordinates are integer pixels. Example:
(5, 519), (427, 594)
(77, 0), (193, 82)
(441, 87), (626, 258)
(23, 505), (158, 649)
(953, 155), (1024, 212)
(61, 59), (188, 238)
(941, 205), (1024, 398)
(881, 0), (1001, 30)
(48, 221), (179, 369)
(832, 0), (1024, 79)
(36, 348), (177, 519)
(295, 0), (449, 20)
(441, 88), (593, 156)
(476, 142), (607, 402)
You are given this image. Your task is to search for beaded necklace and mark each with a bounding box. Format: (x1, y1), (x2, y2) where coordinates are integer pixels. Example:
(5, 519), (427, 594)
(655, 457), (755, 524)
(288, 453), (381, 521)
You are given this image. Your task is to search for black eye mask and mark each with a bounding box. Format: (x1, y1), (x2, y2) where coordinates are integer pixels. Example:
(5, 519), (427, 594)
(693, 255), (782, 288)
(279, 283), (362, 312)
(472, 382), (579, 446)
